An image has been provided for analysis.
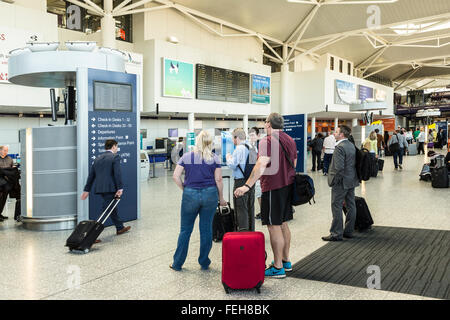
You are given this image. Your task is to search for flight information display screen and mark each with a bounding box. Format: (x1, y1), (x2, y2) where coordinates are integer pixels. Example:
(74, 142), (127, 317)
(94, 81), (132, 111)
(196, 64), (249, 103)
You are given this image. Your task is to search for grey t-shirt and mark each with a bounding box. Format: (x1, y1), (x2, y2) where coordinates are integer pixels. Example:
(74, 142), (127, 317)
(0, 156), (13, 168)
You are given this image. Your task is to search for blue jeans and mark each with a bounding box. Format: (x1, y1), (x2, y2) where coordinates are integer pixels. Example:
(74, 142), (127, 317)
(172, 186), (218, 270)
(323, 153), (333, 173)
(393, 148), (404, 169)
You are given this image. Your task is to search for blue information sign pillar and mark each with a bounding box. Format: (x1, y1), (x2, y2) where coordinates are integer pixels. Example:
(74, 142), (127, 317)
(283, 114), (308, 173)
(77, 68), (140, 225)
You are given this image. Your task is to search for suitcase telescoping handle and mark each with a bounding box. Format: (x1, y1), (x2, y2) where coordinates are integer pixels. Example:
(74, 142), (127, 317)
(96, 196), (121, 225)
(222, 175), (231, 203)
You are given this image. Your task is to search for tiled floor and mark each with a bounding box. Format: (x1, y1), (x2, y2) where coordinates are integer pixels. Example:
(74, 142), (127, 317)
(0, 151), (448, 300)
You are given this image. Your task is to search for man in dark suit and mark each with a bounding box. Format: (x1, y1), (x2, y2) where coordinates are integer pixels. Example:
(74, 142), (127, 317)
(81, 139), (131, 236)
(322, 125), (359, 241)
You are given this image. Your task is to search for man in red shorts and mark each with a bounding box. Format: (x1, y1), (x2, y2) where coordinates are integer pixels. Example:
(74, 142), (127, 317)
(235, 113), (297, 279)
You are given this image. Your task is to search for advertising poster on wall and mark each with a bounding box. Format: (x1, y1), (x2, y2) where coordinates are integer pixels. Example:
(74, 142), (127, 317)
(0, 27), (42, 83)
(283, 114), (307, 173)
(359, 85), (374, 101)
(251, 75), (270, 104)
(335, 80), (356, 105)
(163, 58), (194, 98)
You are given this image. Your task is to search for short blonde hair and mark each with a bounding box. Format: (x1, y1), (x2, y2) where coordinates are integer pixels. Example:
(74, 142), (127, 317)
(194, 130), (214, 162)
(369, 131), (377, 140)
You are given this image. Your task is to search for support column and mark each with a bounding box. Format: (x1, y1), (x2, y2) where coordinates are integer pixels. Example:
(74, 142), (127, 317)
(243, 114), (249, 138)
(280, 44), (289, 115)
(352, 118), (358, 128)
(334, 117), (339, 131)
(101, 0), (116, 48)
(188, 112), (195, 132)
(311, 117), (316, 139)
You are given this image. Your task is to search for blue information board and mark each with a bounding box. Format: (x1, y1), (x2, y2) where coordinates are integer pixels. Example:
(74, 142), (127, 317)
(87, 69), (138, 226)
(283, 114), (307, 173)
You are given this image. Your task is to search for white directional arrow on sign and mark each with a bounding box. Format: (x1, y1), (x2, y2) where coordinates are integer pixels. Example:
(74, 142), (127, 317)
(91, 130), (96, 134)
(91, 124), (96, 128)
(91, 156), (96, 160)
(91, 118), (96, 121)
(91, 137), (96, 141)
(92, 149), (96, 153)
(91, 143), (96, 147)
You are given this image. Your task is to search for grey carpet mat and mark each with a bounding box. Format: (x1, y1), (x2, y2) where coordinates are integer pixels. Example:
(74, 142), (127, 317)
(289, 226), (450, 299)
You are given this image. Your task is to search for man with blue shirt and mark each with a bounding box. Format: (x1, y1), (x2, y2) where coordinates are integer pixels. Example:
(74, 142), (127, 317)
(226, 128), (255, 231)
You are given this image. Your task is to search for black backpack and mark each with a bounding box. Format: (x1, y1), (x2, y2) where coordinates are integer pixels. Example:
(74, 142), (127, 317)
(274, 135), (315, 206)
(238, 143), (258, 180)
(355, 146), (371, 182)
(389, 134), (400, 154)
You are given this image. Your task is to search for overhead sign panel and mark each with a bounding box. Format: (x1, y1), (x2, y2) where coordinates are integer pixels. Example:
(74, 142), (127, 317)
(359, 85), (373, 102)
(196, 64), (249, 103)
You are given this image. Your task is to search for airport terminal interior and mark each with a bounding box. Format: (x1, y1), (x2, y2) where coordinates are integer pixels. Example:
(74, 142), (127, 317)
(0, 0), (449, 301)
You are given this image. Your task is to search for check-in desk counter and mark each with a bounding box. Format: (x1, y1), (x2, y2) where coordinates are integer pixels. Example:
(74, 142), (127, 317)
(147, 150), (168, 178)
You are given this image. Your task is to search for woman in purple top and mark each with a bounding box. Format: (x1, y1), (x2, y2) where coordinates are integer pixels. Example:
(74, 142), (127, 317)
(171, 131), (227, 271)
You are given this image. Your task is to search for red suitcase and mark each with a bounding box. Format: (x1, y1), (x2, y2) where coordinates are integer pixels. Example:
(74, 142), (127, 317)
(222, 232), (265, 294)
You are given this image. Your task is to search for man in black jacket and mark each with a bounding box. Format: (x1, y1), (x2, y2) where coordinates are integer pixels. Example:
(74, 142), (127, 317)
(81, 140), (131, 236)
(0, 145), (13, 221)
(309, 133), (324, 172)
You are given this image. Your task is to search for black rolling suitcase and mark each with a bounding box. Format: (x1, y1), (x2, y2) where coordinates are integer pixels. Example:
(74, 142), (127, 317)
(343, 196), (374, 231)
(212, 176), (235, 242)
(378, 158), (384, 172)
(212, 203), (235, 242)
(431, 167), (449, 188)
(66, 196), (121, 253)
(370, 158), (379, 177)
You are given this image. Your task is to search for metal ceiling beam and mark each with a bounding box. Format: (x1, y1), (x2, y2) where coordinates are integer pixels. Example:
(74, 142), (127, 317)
(113, 4), (170, 16)
(153, 0), (284, 45)
(285, 5), (320, 44)
(288, 34), (347, 63)
(113, 0), (133, 13)
(263, 53), (283, 64)
(286, 5), (321, 61)
(394, 67), (422, 90)
(359, 46), (390, 72)
(298, 12), (450, 44)
(83, 0), (104, 14)
(369, 55), (450, 69)
(65, 0), (104, 16)
(114, 0), (155, 15)
(415, 79), (437, 90)
(362, 64), (395, 79)
(257, 35), (284, 62)
(356, 46), (388, 68)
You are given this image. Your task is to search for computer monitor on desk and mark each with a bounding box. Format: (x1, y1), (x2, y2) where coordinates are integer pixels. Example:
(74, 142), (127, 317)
(155, 138), (166, 151)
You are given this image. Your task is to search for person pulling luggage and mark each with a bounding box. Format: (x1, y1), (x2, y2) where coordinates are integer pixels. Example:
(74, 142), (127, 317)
(81, 139), (131, 242)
